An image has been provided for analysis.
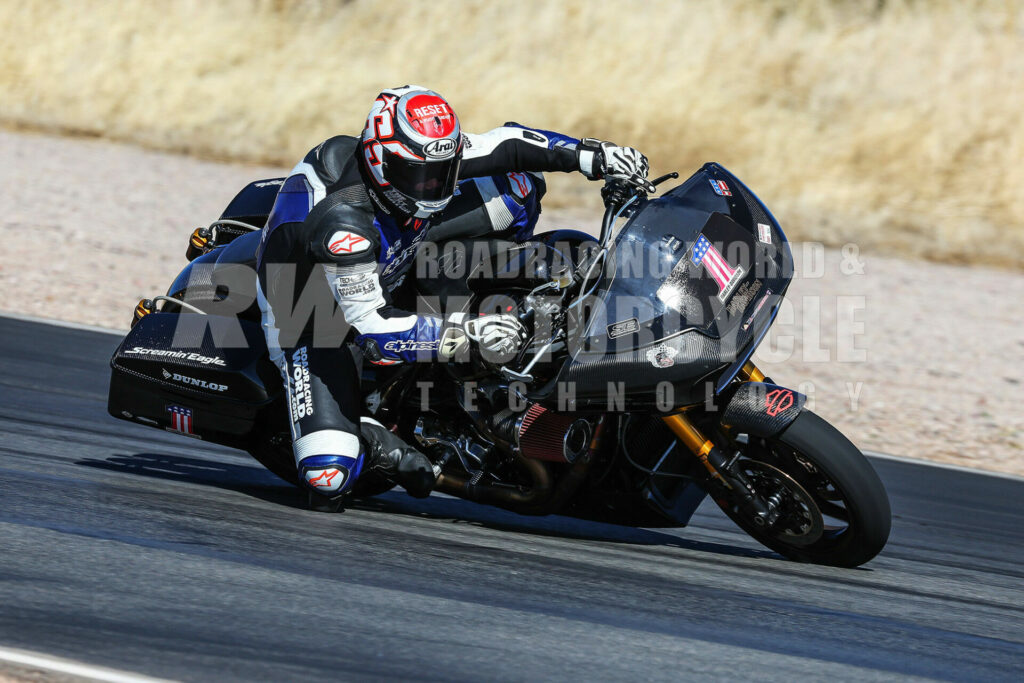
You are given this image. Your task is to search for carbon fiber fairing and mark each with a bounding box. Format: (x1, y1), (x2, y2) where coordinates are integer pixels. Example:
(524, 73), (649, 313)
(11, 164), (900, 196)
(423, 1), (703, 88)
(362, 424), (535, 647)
(720, 381), (806, 438)
(550, 164), (792, 408)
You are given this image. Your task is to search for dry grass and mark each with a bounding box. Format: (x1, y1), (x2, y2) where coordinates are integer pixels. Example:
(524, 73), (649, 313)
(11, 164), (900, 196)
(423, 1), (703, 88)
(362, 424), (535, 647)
(1, 0), (1021, 267)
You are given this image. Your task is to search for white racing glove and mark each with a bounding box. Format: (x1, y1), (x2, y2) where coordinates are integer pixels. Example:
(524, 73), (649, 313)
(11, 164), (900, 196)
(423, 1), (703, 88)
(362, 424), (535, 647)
(578, 138), (655, 193)
(439, 313), (528, 361)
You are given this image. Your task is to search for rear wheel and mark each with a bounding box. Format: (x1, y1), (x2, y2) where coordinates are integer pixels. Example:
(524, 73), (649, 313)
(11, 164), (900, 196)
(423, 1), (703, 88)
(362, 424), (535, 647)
(713, 410), (891, 567)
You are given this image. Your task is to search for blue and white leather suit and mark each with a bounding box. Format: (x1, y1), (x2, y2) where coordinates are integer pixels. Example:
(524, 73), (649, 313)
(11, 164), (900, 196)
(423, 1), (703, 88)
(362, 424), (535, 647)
(256, 122), (595, 499)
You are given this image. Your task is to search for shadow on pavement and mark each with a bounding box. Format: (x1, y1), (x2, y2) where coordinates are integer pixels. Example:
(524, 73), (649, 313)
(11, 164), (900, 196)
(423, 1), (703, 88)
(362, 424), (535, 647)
(76, 451), (305, 509)
(76, 451), (775, 561)
(353, 492), (775, 560)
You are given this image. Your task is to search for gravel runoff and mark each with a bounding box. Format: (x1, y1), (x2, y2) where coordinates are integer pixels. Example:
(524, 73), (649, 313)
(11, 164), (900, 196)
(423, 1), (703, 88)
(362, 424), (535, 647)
(1, 129), (1021, 476)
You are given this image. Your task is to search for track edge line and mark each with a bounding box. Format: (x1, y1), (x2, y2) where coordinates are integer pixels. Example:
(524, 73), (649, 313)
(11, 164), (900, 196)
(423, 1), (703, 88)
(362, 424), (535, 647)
(0, 310), (126, 335)
(864, 450), (1024, 483)
(0, 645), (172, 683)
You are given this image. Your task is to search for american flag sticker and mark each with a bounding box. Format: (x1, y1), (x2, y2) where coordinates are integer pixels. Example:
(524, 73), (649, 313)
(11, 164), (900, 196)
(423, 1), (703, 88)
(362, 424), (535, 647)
(691, 234), (745, 302)
(709, 178), (732, 196)
(165, 404), (195, 436)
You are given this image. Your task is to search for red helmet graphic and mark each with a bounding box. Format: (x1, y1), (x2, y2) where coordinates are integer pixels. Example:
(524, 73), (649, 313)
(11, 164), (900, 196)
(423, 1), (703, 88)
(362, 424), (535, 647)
(361, 86), (463, 220)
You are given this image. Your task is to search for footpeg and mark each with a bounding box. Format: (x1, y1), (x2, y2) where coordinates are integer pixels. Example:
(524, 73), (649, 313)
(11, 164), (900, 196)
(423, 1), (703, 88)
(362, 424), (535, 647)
(186, 227), (212, 261)
(132, 299), (154, 328)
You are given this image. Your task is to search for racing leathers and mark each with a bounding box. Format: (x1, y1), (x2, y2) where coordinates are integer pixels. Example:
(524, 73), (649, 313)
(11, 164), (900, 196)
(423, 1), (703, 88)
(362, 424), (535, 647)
(257, 122), (623, 503)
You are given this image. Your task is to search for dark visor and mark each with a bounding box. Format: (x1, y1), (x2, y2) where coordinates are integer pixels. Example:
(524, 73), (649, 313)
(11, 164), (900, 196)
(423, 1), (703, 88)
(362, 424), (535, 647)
(382, 149), (461, 202)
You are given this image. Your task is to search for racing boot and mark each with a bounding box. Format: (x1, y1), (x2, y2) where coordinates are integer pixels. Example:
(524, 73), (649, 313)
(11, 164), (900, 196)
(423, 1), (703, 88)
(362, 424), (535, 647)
(360, 417), (438, 498)
(306, 489), (346, 513)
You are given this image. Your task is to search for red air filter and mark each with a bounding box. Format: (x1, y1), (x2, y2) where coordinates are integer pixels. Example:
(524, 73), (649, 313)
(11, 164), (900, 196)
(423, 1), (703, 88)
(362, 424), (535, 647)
(517, 404), (575, 462)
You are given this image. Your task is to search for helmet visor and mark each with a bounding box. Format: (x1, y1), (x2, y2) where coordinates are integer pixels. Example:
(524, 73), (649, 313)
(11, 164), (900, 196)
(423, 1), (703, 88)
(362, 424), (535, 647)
(382, 149), (462, 202)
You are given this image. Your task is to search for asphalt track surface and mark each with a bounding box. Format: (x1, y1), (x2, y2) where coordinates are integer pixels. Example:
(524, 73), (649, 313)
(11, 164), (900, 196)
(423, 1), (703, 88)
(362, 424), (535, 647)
(0, 316), (1021, 682)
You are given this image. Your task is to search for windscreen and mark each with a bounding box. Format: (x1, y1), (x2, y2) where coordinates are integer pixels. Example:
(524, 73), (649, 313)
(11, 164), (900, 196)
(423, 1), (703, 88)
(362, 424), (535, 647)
(574, 165), (792, 354)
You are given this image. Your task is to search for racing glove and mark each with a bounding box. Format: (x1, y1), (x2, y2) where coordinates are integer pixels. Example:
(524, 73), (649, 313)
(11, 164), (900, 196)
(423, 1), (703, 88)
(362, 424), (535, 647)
(439, 313), (528, 361)
(577, 138), (655, 192)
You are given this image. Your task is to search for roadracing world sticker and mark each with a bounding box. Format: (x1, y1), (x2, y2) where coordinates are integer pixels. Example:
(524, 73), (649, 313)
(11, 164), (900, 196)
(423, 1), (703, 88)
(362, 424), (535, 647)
(333, 272), (376, 298)
(290, 346), (314, 421)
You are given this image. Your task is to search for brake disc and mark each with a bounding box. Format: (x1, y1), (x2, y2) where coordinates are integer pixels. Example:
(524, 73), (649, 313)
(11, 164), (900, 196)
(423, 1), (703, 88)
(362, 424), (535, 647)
(737, 458), (825, 547)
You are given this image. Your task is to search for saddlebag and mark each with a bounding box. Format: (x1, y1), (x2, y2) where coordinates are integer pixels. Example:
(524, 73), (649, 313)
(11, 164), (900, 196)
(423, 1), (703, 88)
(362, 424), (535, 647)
(107, 312), (283, 448)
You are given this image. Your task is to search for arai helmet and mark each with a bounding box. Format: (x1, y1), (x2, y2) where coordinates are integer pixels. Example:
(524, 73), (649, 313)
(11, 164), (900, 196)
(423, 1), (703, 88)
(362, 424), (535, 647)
(360, 86), (463, 220)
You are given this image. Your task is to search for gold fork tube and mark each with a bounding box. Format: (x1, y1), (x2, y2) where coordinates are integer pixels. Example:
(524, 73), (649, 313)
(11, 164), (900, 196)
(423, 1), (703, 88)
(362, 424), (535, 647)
(738, 361), (765, 383)
(661, 413), (731, 488)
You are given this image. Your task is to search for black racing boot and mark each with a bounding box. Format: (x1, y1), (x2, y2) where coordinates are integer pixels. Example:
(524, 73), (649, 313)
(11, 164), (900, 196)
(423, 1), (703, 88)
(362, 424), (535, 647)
(361, 418), (438, 498)
(306, 491), (346, 513)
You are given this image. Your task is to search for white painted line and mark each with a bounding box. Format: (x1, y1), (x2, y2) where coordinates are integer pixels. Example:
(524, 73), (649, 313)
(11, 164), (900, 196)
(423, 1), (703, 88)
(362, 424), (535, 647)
(0, 645), (172, 683)
(0, 310), (125, 335)
(864, 450), (1024, 483)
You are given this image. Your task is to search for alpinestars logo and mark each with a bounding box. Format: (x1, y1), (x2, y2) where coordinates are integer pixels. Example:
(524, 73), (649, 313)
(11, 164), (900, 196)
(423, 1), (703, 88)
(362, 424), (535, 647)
(307, 468), (342, 488)
(383, 340), (440, 353)
(290, 347), (314, 421)
(328, 231), (370, 255)
(507, 172), (532, 200)
(161, 368), (228, 392)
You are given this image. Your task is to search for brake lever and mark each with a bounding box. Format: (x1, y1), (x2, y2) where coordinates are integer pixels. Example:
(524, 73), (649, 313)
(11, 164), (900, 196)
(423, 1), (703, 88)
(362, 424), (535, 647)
(650, 171), (679, 187)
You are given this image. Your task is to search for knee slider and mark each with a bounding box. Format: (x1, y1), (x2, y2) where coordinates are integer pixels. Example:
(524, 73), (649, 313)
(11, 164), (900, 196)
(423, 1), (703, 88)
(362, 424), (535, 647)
(297, 453), (365, 498)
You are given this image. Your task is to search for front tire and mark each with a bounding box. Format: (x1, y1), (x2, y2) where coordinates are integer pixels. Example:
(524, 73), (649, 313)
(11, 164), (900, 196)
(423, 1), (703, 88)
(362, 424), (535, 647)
(715, 410), (891, 567)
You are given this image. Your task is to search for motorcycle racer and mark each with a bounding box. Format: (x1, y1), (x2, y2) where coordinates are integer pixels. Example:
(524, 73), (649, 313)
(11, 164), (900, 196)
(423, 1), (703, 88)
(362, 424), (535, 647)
(256, 85), (652, 510)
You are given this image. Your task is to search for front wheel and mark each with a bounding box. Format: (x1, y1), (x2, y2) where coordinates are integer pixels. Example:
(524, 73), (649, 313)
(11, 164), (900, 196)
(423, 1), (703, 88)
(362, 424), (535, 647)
(714, 410), (891, 567)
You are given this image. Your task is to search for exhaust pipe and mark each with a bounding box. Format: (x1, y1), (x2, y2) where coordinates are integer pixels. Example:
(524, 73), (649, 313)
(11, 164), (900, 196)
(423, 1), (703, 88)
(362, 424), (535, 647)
(436, 441), (553, 510)
(431, 416), (607, 515)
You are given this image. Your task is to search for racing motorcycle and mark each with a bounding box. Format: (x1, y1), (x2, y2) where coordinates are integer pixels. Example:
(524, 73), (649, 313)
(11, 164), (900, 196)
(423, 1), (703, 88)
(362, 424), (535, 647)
(107, 164), (891, 567)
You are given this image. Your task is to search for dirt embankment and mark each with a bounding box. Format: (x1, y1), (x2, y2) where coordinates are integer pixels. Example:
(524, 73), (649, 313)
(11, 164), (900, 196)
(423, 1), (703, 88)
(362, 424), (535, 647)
(1, 0), (1023, 268)
(1, 130), (1021, 476)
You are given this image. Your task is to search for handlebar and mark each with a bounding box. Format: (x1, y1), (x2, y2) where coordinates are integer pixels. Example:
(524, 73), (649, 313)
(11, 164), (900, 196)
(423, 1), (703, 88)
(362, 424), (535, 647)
(500, 170), (678, 383)
(574, 171), (680, 288)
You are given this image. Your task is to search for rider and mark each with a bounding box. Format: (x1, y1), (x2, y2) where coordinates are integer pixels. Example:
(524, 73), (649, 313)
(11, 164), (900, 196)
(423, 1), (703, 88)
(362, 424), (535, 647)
(257, 85), (653, 510)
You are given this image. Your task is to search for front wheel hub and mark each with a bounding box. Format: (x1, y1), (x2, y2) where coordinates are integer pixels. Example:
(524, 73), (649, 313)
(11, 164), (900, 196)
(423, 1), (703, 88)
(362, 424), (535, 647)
(735, 458), (824, 546)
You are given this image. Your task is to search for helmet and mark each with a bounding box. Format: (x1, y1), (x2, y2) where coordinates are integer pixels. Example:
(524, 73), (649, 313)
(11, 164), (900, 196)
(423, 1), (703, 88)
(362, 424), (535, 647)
(360, 85), (463, 220)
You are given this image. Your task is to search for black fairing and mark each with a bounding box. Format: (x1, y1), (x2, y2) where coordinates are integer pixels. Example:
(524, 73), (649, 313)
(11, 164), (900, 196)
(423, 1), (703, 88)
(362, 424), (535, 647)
(220, 177), (284, 228)
(107, 312), (283, 448)
(167, 230), (263, 322)
(720, 381), (806, 438)
(549, 163), (792, 409)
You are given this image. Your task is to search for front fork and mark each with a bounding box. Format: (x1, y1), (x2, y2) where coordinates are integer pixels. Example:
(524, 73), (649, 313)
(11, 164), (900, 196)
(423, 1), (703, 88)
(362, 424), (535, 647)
(661, 361), (772, 523)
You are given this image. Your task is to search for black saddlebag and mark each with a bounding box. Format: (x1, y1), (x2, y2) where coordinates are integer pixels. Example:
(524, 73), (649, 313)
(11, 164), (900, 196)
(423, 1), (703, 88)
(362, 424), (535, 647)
(107, 312), (283, 448)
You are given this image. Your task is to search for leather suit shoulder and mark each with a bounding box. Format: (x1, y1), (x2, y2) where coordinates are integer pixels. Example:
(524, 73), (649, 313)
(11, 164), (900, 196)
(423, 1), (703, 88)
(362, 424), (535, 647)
(304, 135), (360, 187)
(307, 198), (379, 265)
